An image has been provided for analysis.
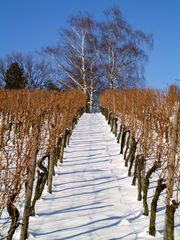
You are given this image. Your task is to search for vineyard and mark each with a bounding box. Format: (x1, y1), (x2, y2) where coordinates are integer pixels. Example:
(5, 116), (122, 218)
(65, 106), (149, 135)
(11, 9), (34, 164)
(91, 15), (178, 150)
(0, 87), (179, 240)
(0, 89), (87, 239)
(99, 86), (180, 239)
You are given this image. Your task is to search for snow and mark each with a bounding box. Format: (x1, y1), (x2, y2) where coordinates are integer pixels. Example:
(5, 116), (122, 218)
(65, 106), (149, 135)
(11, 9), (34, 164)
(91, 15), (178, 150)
(1, 113), (180, 239)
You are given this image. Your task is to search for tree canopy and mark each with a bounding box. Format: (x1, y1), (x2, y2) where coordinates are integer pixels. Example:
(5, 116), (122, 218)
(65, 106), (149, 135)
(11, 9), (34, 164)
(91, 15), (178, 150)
(45, 5), (153, 111)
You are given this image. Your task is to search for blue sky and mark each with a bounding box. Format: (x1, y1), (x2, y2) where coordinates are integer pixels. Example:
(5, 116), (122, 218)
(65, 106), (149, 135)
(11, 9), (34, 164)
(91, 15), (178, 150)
(0, 0), (180, 90)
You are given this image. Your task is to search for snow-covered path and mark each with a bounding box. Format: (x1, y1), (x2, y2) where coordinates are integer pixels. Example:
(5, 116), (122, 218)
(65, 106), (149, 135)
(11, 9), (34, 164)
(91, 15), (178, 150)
(27, 113), (178, 240)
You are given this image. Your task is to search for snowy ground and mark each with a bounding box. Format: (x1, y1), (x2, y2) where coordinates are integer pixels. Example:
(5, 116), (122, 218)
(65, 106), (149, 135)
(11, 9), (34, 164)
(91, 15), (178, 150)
(2, 113), (180, 239)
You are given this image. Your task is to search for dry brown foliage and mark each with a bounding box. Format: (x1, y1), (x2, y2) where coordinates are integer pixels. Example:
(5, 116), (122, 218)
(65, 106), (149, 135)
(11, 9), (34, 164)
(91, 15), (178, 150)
(100, 87), (180, 199)
(0, 89), (86, 235)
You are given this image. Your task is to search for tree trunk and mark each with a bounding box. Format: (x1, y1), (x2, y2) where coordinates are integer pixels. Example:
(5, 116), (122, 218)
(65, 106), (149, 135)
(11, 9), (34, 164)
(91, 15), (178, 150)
(132, 155), (139, 186)
(72, 117), (77, 130)
(124, 132), (133, 166)
(108, 112), (113, 125)
(59, 130), (68, 163)
(124, 131), (131, 164)
(112, 117), (118, 136)
(143, 161), (161, 216)
(47, 149), (55, 194)
(20, 151), (38, 239)
(120, 129), (128, 154)
(163, 101), (179, 240)
(89, 77), (93, 113)
(59, 140), (65, 163)
(105, 108), (109, 120)
(117, 124), (122, 143)
(89, 97), (93, 113)
(65, 129), (71, 147)
(164, 202), (179, 240)
(137, 155), (145, 201)
(7, 193), (20, 240)
(85, 92), (91, 113)
(20, 121), (40, 240)
(54, 137), (62, 166)
(141, 159), (146, 200)
(110, 116), (114, 131)
(30, 171), (47, 216)
(127, 136), (137, 176)
(104, 108), (109, 120)
(30, 154), (49, 216)
(149, 178), (166, 236)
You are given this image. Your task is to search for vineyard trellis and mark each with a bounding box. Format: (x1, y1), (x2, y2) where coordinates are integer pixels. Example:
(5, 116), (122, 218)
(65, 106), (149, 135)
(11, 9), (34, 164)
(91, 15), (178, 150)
(99, 86), (179, 240)
(0, 89), (87, 239)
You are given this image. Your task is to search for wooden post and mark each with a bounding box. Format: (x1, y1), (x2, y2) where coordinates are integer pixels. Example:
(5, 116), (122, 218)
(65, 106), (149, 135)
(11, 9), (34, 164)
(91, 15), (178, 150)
(127, 136), (137, 175)
(47, 149), (55, 194)
(137, 155), (145, 201)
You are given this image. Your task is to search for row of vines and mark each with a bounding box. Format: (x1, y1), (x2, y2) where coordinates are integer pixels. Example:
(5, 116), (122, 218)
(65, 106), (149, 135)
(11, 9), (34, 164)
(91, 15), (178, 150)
(0, 89), (87, 239)
(99, 86), (179, 240)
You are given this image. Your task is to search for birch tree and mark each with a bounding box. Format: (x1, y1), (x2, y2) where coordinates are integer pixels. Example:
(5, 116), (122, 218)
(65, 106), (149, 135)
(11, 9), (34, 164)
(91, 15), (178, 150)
(97, 5), (153, 89)
(45, 13), (99, 112)
(45, 5), (153, 110)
